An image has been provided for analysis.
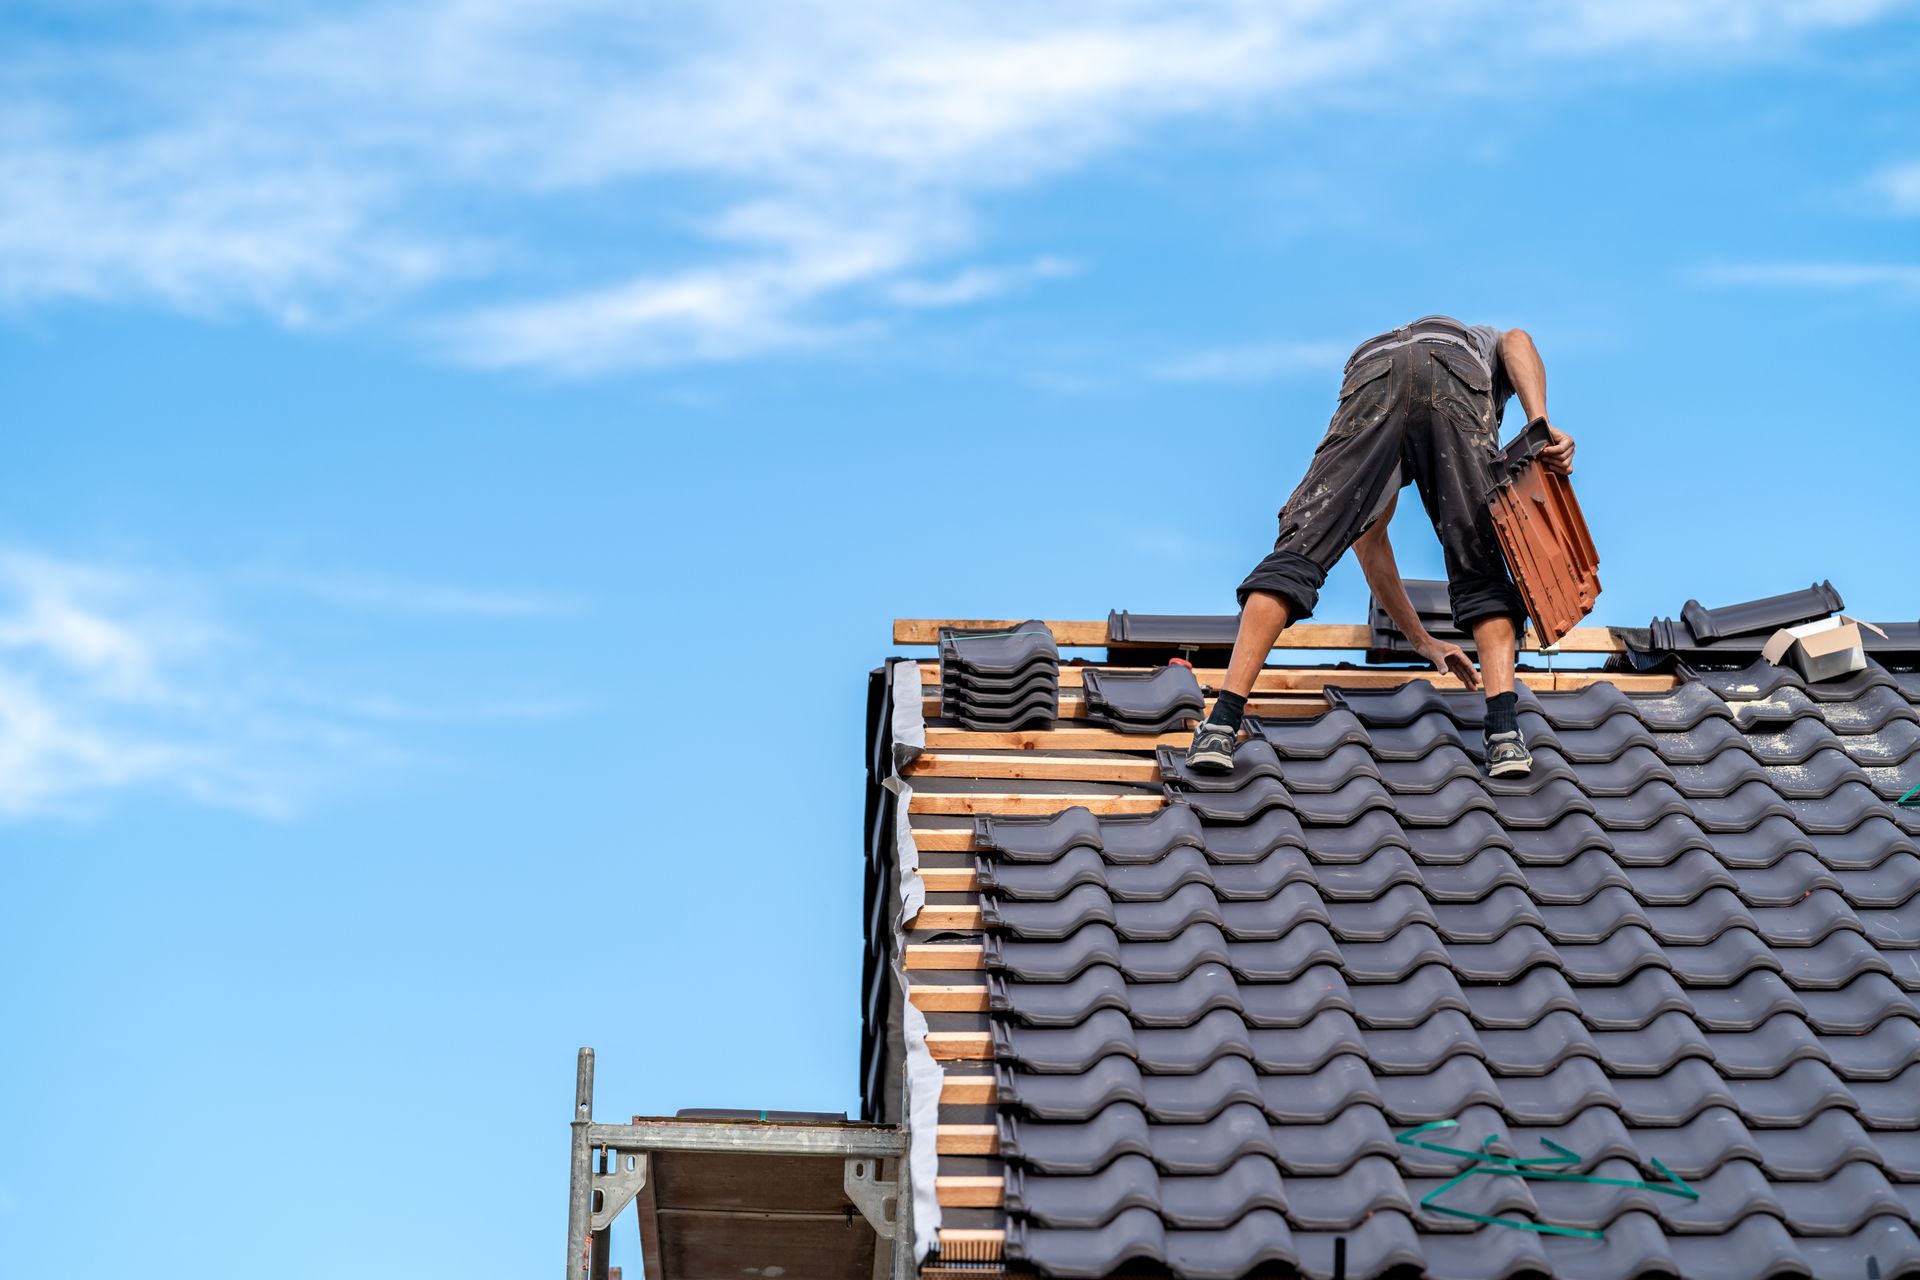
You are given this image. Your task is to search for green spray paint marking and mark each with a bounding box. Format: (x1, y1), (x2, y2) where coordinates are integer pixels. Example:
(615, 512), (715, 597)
(1396, 1120), (1698, 1239)
(1897, 783), (1920, 807)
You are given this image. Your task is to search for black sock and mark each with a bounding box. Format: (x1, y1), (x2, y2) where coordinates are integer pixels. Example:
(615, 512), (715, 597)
(1207, 690), (1248, 732)
(1485, 691), (1519, 737)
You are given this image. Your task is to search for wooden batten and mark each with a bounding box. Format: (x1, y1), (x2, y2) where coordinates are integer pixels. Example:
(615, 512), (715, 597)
(940, 1074), (998, 1105)
(908, 943), (986, 970)
(894, 617), (1628, 653)
(909, 792), (1163, 816)
(908, 904), (984, 931)
(911, 984), (990, 1012)
(926, 1031), (994, 1060)
(935, 1175), (1005, 1207)
(937, 1124), (1001, 1155)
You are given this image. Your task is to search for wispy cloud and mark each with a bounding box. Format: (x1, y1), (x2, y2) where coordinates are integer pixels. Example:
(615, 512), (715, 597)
(0, 1), (1906, 371)
(1867, 160), (1920, 215)
(1696, 261), (1920, 293)
(0, 546), (580, 820)
(1151, 339), (1349, 383)
(260, 571), (576, 618)
(884, 256), (1078, 310)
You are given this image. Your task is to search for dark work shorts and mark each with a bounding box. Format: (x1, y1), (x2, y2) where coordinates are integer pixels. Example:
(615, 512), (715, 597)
(1236, 339), (1527, 634)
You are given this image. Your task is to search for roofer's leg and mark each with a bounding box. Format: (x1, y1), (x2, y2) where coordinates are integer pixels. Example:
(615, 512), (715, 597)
(1188, 348), (1408, 773)
(1403, 343), (1532, 776)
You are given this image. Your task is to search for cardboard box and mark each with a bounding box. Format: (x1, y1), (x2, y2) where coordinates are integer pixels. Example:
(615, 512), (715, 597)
(1759, 615), (1887, 683)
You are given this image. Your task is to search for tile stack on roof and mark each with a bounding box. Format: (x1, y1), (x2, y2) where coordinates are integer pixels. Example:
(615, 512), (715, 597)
(973, 662), (1920, 1279)
(1367, 579), (1474, 664)
(940, 622), (1061, 731)
(1081, 664), (1206, 735)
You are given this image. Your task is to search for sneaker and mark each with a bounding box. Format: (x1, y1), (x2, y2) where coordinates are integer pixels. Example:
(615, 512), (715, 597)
(1186, 720), (1239, 774)
(1485, 730), (1533, 778)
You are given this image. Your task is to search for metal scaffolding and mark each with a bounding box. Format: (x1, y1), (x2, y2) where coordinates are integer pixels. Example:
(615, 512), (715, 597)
(565, 1048), (916, 1280)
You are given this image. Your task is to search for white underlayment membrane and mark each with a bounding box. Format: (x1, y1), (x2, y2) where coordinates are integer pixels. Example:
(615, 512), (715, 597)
(885, 657), (942, 1259)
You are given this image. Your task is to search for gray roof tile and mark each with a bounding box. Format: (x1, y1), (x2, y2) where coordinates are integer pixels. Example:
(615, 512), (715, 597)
(968, 666), (1920, 1278)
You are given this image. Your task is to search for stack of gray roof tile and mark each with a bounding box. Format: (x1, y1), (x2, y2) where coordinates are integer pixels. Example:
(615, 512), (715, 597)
(973, 661), (1920, 1279)
(1082, 663), (1206, 734)
(939, 621), (1060, 731)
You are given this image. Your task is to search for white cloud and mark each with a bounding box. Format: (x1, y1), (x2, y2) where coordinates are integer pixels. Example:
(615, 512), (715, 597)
(1152, 339), (1349, 383)
(260, 570), (575, 618)
(1868, 161), (1920, 215)
(0, 546), (581, 819)
(884, 256), (1078, 309)
(1697, 262), (1920, 292)
(0, 1), (1907, 370)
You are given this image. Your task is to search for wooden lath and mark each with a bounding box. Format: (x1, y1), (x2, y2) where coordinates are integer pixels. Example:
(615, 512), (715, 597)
(895, 616), (1628, 652)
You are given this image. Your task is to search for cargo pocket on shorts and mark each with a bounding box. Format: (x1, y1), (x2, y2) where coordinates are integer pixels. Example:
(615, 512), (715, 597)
(1429, 344), (1496, 439)
(1323, 353), (1394, 440)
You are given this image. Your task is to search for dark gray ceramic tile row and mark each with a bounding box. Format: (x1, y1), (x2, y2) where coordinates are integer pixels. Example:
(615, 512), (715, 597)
(1082, 663), (1204, 733)
(986, 665), (1920, 1278)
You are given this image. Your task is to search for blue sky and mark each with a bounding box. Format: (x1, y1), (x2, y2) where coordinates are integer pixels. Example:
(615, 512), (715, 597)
(3, 3), (1918, 1276)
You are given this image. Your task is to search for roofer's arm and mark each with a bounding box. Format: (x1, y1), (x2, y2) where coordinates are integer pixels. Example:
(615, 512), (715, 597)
(1499, 328), (1574, 475)
(1352, 495), (1481, 688)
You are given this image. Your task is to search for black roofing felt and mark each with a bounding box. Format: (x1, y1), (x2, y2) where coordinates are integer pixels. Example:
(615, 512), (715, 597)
(973, 663), (1920, 1280)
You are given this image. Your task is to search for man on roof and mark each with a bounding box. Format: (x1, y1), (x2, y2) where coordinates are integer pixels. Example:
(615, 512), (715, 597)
(1187, 315), (1574, 779)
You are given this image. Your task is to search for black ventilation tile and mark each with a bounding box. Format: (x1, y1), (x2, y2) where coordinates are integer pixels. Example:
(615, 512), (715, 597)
(1643, 716), (1750, 765)
(1400, 808), (1514, 863)
(1676, 580), (1845, 642)
(1104, 611), (1240, 648)
(1761, 748), (1873, 798)
(1742, 715), (1845, 765)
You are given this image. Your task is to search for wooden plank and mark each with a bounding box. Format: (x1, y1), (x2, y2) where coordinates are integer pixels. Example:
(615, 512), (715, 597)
(908, 944), (986, 970)
(895, 618), (1628, 653)
(935, 1227), (1006, 1259)
(1555, 671), (1676, 692)
(941, 1075), (997, 1105)
(908, 792), (1163, 816)
(910, 984), (990, 1012)
(918, 865), (978, 891)
(935, 1176), (1004, 1207)
(937, 1124), (1000, 1155)
(927, 1031), (993, 1060)
(897, 619), (1108, 646)
(909, 827), (977, 853)
(924, 725), (1191, 750)
(907, 752), (1160, 783)
(908, 904), (983, 932)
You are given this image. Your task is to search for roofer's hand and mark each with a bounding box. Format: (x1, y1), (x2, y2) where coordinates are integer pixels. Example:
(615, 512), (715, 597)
(1414, 636), (1481, 690)
(1539, 424), (1575, 476)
